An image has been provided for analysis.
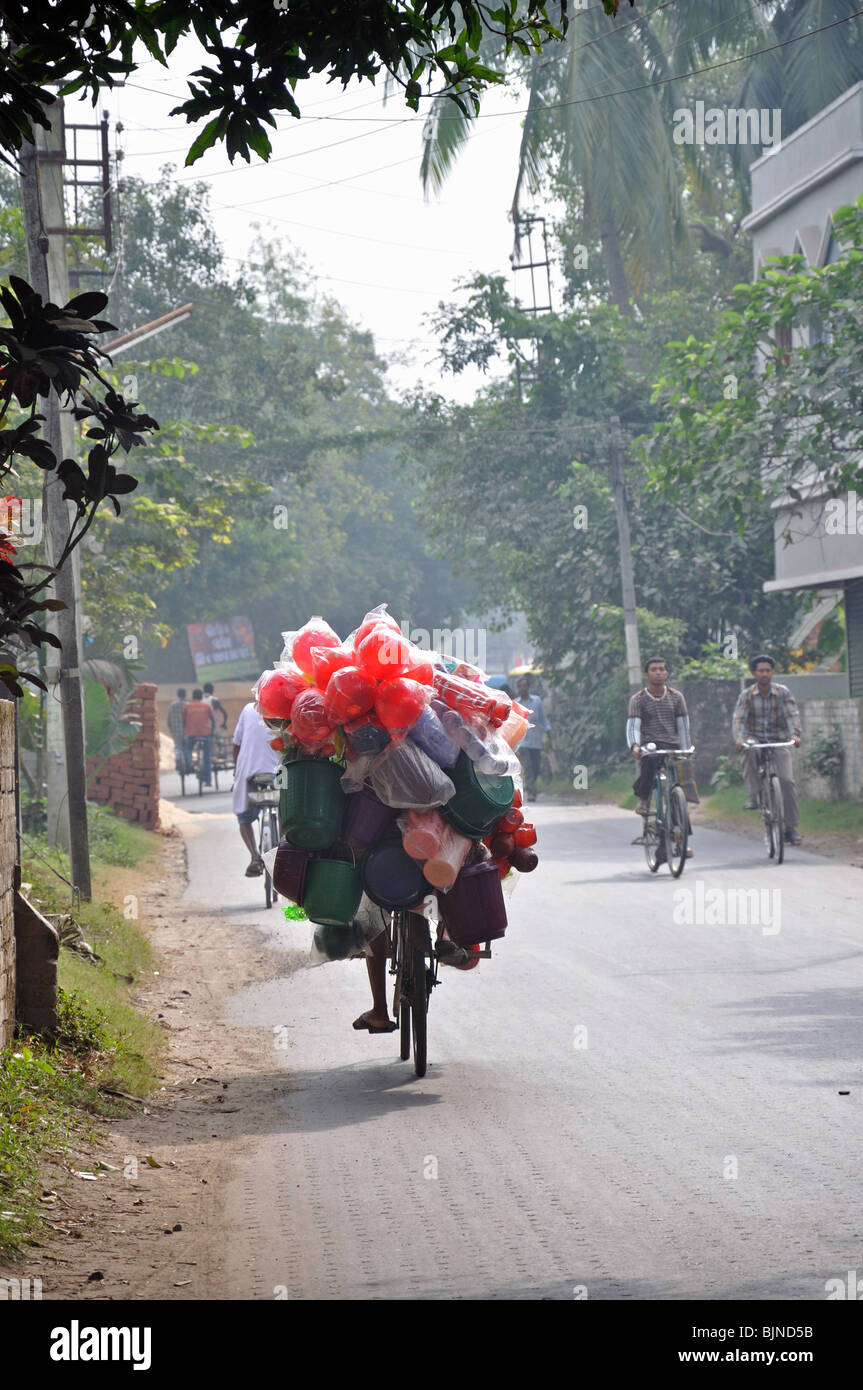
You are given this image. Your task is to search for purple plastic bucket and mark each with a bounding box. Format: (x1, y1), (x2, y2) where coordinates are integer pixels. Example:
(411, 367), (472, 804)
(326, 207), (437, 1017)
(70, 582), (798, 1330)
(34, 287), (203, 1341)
(341, 787), (399, 850)
(439, 860), (508, 947)
(271, 839), (311, 906)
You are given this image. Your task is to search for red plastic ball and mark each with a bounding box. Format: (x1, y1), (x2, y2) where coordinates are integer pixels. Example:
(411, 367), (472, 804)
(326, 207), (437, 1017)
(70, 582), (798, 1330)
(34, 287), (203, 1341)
(356, 625), (412, 681)
(290, 687), (335, 747)
(257, 668), (309, 720)
(311, 643), (354, 691)
(355, 609), (400, 648)
(375, 677), (427, 735)
(292, 619), (341, 676)
(403, 645), (434, 686)
(324, 666), (378, 724)
(515, 824), (537, 847)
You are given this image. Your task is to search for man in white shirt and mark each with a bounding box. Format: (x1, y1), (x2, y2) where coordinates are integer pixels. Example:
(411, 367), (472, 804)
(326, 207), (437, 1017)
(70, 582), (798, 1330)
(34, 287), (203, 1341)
(232, 702), (282, 877)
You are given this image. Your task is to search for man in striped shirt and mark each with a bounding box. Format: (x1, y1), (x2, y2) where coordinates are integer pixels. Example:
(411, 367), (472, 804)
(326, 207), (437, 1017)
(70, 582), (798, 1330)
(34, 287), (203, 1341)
(167, 688), (187, 770)
(626, 658), (693, 857)
(732, 655), (802, 845)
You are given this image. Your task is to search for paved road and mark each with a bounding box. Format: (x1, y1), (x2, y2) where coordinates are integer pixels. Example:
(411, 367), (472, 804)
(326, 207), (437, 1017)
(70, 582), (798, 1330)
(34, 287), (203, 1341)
(166, 772), (863, 1300)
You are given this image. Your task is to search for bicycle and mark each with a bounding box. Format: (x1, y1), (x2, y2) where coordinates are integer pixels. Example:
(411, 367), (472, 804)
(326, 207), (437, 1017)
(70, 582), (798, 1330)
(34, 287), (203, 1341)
(388, 904), (491, 1078)
(639, 744), (695, 878)
(179, 736), (211, 797)
(742, 740), (795, 864)
(247, 772), (281, 908)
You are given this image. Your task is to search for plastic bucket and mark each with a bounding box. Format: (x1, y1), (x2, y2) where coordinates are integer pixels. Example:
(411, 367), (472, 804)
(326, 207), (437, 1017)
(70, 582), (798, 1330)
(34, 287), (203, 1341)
(442, 751), (514, 838)
(438, 860), (508, 946)
(280, 758), (346, 851)
(423, 822), (471, 890)
(341, 786), (399, 850)
(271, 839), (311, 905)
(402, 808), (444, 861)
(361, 840), (427, 910)
(303, 855), (363, 926)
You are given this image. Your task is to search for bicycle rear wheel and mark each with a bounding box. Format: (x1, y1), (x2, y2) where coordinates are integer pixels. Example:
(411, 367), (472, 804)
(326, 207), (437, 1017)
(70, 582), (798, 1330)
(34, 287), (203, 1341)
(411, 946), (429, 1078)
(770, 775), (785, 864)
(643, 784), (663, 873)
(665, 785), (689, 877)
(396, 913), (411, 1061)
(260, 808), (277, 909)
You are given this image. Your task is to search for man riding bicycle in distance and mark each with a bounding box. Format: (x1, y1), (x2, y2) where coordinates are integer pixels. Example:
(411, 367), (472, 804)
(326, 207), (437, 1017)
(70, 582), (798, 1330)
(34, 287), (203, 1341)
(733, 654), (803, 847)
(627, 656), (694, 858)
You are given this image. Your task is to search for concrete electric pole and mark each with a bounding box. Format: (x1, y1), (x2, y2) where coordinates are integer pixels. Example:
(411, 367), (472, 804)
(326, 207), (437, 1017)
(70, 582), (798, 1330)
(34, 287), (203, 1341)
(610, 414), (642, 694)
(19, 99), (92, 899)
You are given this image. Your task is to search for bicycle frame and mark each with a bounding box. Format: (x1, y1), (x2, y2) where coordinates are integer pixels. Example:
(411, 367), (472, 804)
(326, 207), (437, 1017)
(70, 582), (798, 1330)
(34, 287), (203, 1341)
(640, 745), (694, 876)
(743, 740), (795, 862)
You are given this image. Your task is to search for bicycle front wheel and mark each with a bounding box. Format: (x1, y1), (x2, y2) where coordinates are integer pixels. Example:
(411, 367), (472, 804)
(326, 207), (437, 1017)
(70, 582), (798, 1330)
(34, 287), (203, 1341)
(770, 775), (785, 864)
(643, 785), (663, 873)
(665, 785), (689, 877)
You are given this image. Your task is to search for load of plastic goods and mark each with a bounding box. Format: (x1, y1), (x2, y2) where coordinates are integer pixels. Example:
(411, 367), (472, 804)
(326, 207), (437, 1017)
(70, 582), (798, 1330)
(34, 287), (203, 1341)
(253, 605), (542, 962)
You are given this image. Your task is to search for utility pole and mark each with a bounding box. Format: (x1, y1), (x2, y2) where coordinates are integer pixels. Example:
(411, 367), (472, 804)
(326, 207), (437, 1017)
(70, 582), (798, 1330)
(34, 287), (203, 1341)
(19, 100), (92, 899)
(610, 414), (642, 693)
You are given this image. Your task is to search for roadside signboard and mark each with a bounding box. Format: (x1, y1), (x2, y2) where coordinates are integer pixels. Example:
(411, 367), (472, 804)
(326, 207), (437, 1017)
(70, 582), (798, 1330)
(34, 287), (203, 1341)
(186, 616), (257, 682)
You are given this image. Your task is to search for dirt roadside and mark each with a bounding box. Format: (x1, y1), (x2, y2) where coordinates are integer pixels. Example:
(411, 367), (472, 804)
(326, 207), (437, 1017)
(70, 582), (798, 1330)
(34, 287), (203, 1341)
(1, 802), (297, 1302)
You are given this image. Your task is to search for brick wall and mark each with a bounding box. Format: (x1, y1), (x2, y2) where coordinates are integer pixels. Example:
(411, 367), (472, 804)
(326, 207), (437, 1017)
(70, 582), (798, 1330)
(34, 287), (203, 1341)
(86, 682), (161, 830)
(0, 699), (16, 1047)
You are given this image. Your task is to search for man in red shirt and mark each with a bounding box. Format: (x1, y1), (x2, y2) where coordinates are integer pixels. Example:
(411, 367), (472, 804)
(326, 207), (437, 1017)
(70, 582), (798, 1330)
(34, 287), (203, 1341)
(183, 688), (215, 786)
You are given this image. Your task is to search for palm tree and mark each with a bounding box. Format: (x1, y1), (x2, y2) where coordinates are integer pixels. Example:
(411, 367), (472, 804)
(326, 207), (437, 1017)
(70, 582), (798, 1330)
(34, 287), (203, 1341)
(420, 1), (863, 313)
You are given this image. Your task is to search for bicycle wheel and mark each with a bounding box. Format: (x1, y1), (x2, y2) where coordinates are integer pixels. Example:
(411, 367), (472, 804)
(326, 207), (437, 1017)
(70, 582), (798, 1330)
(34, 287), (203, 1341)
(411, 946), (429, 1078)
(259, 808), (276, 909)
(643, 783), (664, 873)
(770, 774), (785, 864)
(760, 779), (774, 858)
(396, 914), (411, 1062)
(665, 785), (689, 878)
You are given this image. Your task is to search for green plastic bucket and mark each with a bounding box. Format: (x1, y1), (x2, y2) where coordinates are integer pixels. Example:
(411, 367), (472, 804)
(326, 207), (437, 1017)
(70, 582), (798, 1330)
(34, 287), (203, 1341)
(280, 758), (346, 851)
(303, 856), (363, 926)
(442, 751), (514, 838)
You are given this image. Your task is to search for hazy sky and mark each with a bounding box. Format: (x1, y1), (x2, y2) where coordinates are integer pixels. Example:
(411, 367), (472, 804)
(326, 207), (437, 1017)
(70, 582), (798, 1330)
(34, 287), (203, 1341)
(67, 38), (548, 402)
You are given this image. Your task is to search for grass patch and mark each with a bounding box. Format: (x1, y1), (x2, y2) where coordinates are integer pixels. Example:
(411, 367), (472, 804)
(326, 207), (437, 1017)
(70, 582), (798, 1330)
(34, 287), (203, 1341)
(543, 766), (636, 807)
(0, 1010), (118, 1258)
(20, 807), (166, 1099)
(700, 785), (863, 837)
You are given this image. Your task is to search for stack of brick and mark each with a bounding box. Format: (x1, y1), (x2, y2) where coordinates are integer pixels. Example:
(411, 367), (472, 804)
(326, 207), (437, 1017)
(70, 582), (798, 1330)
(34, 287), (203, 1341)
(0, 699), (16, 1046)
(86, 682), (161, 830)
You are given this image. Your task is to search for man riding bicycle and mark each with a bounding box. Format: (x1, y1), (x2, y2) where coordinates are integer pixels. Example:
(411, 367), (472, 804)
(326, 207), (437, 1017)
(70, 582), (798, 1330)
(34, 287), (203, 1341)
(732, 654), (802, 847)
(626, 656), (694, 858)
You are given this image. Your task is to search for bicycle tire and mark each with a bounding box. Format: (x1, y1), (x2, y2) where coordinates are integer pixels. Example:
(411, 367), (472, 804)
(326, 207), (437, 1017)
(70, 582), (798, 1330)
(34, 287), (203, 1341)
(260, 810), (275, 909)
(770, 774), (785, 864)
(411, 945), (428, 1077)
(761, 781), (775, 858)
(666, 785), (689, 878)
(396, 913), (411, 1062)
(643, 783), (663, 873)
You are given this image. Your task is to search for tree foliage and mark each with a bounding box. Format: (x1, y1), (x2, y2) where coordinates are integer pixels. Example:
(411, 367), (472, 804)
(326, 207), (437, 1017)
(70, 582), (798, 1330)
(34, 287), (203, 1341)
(0, 1), (583, 165)
(641, 196), (863, 522)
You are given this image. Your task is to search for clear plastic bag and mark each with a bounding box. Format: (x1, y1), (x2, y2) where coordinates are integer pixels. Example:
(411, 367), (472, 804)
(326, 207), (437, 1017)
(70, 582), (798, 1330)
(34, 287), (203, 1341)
(367, 739), (456, 809)
(308, 893), (387, 966)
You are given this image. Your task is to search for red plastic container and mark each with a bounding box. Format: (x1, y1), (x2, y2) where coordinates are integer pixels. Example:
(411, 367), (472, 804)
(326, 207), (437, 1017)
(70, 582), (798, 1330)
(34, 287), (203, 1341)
(439, 859), (508, 946)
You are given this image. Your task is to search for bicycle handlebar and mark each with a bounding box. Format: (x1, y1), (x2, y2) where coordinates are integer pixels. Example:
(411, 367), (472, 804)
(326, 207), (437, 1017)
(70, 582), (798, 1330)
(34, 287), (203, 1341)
(743, 739), (796, 749)
(643, 744), (696, 756)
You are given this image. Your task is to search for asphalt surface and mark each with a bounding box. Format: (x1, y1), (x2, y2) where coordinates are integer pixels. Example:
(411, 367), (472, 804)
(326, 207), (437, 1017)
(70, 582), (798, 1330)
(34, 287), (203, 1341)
(164, 771), (863, 1301)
